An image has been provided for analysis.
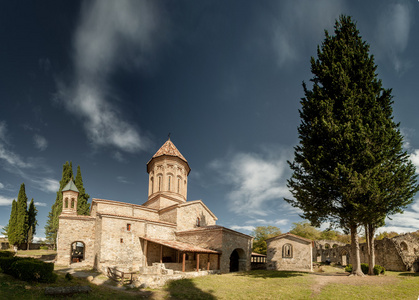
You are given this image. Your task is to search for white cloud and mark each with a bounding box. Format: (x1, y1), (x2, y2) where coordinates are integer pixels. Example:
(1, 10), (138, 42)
(0, 195), (14, 206)
(31, 178), (60, 193)
(211, 147), (292, 217)
(116, 176), (131, 184)
(245, 218), (289, 227)
(380, 210), (419, 234)
(34, 202), (47, 207)
(229, 225), (255, 232)
(33, 134), (48, 151)
(56, 0), (163, 153)
(0, 182), (4, 189)
(376, 3), (412, 74)
(409, 149), (419, 174)
(271, 0), (344, 67)
(0, 123), (33, 169)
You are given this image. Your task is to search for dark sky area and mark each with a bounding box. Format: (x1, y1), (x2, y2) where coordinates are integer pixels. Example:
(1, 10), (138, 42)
(1, 0), (419, 240)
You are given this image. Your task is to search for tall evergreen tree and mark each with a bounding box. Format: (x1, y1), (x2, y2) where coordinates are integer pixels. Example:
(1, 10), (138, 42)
(6, 200), (17, 245)
(14, 183), (29, 245)
(27, 198), (38, 250)
(286, 15), (418, 276)
(75, 165), (90, 215)
(45, 161), (73, 248)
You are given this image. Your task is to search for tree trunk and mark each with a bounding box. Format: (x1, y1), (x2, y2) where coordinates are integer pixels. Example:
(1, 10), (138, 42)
(350, 224), (363, 276)
(368, 224), (376, 275)
(364, 224), (370, 274)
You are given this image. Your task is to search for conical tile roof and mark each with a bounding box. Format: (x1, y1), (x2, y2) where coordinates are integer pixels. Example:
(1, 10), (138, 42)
(151, 138), (188, 163)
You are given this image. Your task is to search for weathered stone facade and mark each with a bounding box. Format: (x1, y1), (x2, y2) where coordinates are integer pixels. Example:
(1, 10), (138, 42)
(266, 233), (313, 272)
(57, 139), (253, 275)
(313, 233), (419, 271)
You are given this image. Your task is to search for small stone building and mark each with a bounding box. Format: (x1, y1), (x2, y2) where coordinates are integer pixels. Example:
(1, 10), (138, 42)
(57, 138), (252, 274)
(266, 233), (313, 272)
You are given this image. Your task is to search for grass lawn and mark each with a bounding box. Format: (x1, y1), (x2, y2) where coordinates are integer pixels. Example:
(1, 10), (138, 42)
(0, 266), (418, 299)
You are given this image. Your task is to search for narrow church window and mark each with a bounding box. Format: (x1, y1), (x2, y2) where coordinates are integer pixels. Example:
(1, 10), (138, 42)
(158, 176), (162, 192)
(127, 224), (131, 231)
(282, 244), (293, 258)
(177, 178), (181, 193)
(151, 177), (154, 194)
(71, 198), (75, 208)
(196, 217), (200, 227)
(65, 198), (68, 208)
(168, 175), (171, 191)
(120, 238), (123, 243)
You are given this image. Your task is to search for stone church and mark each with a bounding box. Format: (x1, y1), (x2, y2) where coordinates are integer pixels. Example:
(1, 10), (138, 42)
(57, 139), (252, 274)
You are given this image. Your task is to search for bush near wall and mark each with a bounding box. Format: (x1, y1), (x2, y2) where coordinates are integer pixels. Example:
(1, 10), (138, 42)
(373, 265), (386, 275)
(0, 257), (57, 283)
(0, 250), (14, 258)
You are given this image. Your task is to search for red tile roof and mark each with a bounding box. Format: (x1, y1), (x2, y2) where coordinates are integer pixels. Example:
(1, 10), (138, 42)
(141, 237), (220, 254)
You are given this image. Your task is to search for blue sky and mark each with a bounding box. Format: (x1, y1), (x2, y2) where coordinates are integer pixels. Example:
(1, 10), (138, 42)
(1, 0), (419, 241)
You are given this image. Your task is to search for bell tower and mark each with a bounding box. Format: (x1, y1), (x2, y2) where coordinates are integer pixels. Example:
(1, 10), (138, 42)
(61, 179), (79, 215)
(144, 138), (191, 209)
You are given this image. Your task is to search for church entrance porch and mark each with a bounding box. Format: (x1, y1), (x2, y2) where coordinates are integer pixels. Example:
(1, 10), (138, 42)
(140, 237), (220, 273)
(229, 248), (246, 272)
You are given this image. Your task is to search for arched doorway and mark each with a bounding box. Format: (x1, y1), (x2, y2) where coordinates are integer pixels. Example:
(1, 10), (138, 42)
(229, 248), (246, 272)
(340, 250), (348, 266)
(71, 241), (85, 263)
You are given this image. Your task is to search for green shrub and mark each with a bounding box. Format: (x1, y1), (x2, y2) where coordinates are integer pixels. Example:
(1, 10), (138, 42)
(11, 259), (57, 283)
(361, 263), (369, 274)
(0, 257), (19, 274)
(373, 265), (385, 275)
(39, 246), (49, 250)
(0, 251), (14, 258)
(65, 272), (73, 281)
(345, 264), (352, 272)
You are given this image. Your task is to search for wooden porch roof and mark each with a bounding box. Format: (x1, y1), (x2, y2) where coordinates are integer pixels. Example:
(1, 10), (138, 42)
(141, 237), (220, 254)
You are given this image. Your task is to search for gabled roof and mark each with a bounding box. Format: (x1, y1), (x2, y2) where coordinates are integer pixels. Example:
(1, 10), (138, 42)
(62, 180), (79, 193)
(265, 232), (312, 244)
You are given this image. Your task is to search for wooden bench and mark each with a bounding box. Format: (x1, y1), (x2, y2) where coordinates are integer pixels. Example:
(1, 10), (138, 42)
(107, 267), (136, 284)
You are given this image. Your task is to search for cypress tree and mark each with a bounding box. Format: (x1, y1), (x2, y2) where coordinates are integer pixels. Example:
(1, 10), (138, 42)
(6, 200), (17, 245)
(27, 198), (38, 249)
(45, 161), (73, 248)
(14, 183), (29, 246)
(75, 165), (90, 215)
(286, 15), (418, 276)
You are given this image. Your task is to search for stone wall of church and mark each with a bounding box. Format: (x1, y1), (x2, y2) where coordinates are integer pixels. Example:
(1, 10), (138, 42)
(220, 231), (253, 273)
(96, 216), (176, 272)
(176, 202), (217, 231)
(267, 236), (312, 272)
(159, 207), (177, 224)
(57, 216), (95, 267)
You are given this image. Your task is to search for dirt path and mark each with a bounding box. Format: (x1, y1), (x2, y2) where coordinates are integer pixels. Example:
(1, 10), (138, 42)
(311, 272), (399, 296)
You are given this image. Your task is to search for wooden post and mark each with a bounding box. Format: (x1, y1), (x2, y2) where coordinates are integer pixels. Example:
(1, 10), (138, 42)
(182, 252), (186, 272)
(196, 253), (200, 272)
(160, 245), (163, 263)
(217, 254), (220, 270)
(207, 254), (210, 271)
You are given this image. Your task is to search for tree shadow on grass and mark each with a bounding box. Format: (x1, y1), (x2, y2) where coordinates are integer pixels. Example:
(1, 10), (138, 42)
(165, 278), (216, 300)
(237, 270), (306, 279)
(398, 272), (419, 277)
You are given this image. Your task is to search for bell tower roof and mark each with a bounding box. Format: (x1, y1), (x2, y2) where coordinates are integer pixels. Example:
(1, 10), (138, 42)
(151, 138), (188, 163)
(62, 180), (79, 193)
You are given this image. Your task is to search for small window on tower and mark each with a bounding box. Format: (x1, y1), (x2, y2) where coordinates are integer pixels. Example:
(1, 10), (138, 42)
(127, 224), (131, 231)
(196, 217), (200, 227)
(120, 238), (123, 243)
